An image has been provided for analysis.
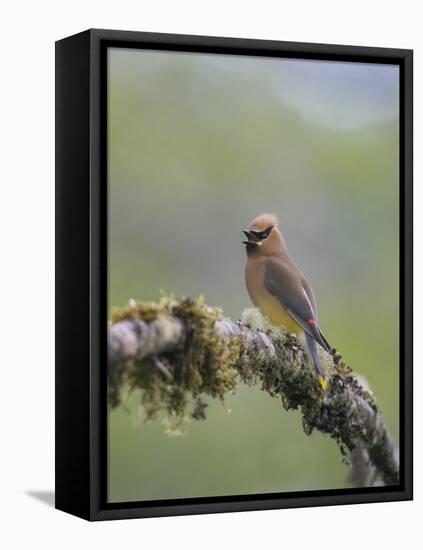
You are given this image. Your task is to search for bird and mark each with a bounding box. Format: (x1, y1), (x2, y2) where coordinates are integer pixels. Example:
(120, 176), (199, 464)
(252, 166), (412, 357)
(243, 213), (331, 391)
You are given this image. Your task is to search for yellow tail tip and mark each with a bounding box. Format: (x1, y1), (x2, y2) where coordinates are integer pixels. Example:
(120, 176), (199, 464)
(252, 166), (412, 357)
(318, 376), (328, 392)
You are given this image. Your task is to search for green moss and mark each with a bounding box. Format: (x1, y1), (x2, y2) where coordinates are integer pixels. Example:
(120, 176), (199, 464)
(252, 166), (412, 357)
(111, 296), (174, 323)
(109, 296), (343, 429)
(109, 296), (240, 426)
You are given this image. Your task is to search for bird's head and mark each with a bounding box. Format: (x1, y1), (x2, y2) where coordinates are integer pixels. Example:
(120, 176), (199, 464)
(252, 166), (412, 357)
(243, 213), (284, 256)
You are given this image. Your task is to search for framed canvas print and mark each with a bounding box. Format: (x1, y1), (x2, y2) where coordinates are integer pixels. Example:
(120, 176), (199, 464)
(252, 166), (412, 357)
(55, 29), (413, 521)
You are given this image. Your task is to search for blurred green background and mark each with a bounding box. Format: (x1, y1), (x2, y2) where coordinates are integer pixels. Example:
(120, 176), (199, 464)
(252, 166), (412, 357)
(107, 48), (399, 502)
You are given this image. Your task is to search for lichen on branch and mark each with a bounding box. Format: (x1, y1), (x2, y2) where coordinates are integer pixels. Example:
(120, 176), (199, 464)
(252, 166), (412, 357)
(108, 295), (399, 487)
(108, 296), (241, 421)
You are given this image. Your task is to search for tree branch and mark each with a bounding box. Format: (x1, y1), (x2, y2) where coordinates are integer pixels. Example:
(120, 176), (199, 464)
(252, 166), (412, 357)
(108, 296), (399, 488)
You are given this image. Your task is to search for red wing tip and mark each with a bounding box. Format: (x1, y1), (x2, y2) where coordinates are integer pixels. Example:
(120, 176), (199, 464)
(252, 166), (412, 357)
(307, 319), (316, 325)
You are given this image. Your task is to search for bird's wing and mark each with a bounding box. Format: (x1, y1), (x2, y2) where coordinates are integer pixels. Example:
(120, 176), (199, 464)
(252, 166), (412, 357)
(300, 273), (331, 350)
(300, 274), (318, 320)
(264, 258), (331, 352)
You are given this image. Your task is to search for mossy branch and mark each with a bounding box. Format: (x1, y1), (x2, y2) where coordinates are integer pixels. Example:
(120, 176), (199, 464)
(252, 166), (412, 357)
(108, 296), (399, 488)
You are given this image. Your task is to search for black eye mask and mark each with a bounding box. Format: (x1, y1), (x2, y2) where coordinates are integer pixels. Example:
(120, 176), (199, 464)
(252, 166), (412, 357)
(249, 225), (274, 241)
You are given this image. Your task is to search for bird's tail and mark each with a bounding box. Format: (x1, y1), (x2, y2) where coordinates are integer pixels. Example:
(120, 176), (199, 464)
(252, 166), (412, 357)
(304, 333), (328, 391)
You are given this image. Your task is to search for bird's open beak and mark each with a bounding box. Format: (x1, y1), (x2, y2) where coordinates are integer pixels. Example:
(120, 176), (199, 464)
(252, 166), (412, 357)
(242, 230), (261, 246)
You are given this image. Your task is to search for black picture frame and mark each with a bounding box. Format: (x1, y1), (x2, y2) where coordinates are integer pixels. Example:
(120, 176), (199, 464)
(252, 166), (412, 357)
(55, 28), (413, 521)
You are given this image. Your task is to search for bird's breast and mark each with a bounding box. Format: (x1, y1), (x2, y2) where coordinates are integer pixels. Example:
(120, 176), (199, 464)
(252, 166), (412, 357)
(245, 260), (302, 335)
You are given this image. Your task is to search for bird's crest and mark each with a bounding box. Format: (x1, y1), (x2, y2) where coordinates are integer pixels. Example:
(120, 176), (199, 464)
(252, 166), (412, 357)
(249, 213), (279, 231)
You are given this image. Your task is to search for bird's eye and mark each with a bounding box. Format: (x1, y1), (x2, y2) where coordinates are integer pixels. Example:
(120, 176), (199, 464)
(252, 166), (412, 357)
(249, 226), (274, 241)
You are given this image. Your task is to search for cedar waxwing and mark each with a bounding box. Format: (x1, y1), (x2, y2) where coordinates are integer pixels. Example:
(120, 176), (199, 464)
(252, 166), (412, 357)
(243, 213), (331, 390)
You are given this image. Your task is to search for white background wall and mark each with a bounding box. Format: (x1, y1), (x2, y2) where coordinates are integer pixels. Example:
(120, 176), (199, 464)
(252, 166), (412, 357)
(0, 0), (420, 547)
